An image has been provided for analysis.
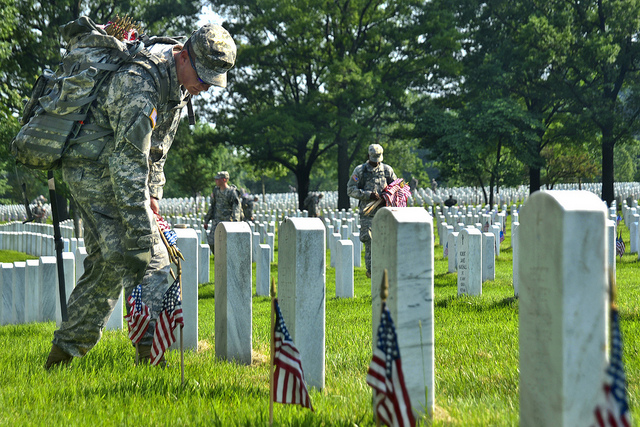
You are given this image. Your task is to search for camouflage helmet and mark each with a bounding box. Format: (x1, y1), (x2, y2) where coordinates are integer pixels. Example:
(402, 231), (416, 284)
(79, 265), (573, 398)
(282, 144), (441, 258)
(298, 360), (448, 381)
(368, 143), (383, 162)
(188, 24), (236, 88)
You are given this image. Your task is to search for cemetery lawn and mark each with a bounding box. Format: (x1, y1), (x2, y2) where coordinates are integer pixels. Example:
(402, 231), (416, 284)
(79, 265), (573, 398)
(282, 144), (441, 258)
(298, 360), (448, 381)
(1, 223), (639, 426)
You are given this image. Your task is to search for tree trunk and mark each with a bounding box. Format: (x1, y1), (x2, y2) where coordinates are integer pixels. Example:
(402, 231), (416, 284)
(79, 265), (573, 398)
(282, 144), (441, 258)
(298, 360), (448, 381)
(601, 133), (615, 207)
(337, 137), (351, 210)
(529, 167), (541, 194)
(297, 169), (311, 211)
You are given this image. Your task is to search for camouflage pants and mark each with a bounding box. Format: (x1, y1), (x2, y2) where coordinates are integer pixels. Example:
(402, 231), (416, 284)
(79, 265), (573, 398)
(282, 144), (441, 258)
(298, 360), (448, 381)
(359, 214), (373, 273)
(52, 163), (164, 357)
(134, 237), (171, 346)
(206, 221), (219, 255)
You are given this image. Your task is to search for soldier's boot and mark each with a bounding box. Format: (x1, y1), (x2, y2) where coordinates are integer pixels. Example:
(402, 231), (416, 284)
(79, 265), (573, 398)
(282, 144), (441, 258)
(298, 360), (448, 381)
(366, 270), (371, 278)
(45, 344), (73, 370)
(136, 345), (166, 368)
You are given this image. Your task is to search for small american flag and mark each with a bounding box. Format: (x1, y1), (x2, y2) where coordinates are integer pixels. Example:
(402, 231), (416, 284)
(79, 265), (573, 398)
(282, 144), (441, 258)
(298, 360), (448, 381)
(366, 302), (416, 427)
(443, 241), (449, 257)
(124, 284), (150, 344)
(381, 179), (412, 208)
(272, 299), (313, 410)
(593, 306), (631, 427)
(482, 221), (489, 233)
(616, 234), (626, 259)
(499, 229), (505, 243)
(150, 279), (184, 366)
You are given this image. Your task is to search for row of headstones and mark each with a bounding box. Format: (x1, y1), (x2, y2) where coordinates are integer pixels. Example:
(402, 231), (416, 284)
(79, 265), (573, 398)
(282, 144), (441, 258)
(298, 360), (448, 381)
(5, 180), (640, 222)
(0, 190), (623, 424)
(0, 228), (211, 328)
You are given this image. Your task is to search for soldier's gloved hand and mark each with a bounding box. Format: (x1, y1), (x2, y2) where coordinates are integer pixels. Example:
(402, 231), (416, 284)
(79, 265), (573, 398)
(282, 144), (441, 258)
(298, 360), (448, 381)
(370, 192), (380, 200)
(124, 248), (151, 280)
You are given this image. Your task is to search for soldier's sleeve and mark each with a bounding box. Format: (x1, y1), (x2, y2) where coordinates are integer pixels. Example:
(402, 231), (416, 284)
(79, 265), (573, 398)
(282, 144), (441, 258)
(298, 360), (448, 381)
(148, 108), (182, 199)
(105, 67), (160, 250)
(347, 165), (370, 201)
(204, 194), (215, 224)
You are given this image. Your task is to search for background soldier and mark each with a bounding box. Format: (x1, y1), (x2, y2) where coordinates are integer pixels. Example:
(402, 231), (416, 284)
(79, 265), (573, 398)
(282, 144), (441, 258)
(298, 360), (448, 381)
(303, 192), (323, 217)
(45, 19), (237, 369)
(347, 144), (397, 278)
(241, 192), (258, 222)
(203, 171), (242, 254)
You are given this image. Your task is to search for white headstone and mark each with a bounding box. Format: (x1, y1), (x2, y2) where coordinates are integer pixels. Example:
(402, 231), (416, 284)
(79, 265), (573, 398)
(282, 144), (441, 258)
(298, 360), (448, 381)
(371, 207), (435, 418)
(456, 228), (482, 296)
(335, 240), (354, 298)
(278, 217), (326, 390)
(481, 232), (495, 282)
(215, 221), (252, 364)
(174, 227), (199, 351)
(519, 191), (608, 427)
(25, 259), (40, 323)
(256, 244), (271, 297)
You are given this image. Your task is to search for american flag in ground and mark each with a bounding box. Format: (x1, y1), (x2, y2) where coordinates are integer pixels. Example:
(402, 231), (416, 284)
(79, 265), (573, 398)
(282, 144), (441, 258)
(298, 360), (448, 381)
(616, 234), (626, 259)
(443, 242), (449, 257)
(482, 221), (489, 233)
(366, 302), (416, 427)
(593, 307), (631, 427)
(499, 229), (505, 243)
(151, 278), (184, 366)
(381, 179), (412, 208)
(124, 284), (150, 344)
(272, 299), (313, 411)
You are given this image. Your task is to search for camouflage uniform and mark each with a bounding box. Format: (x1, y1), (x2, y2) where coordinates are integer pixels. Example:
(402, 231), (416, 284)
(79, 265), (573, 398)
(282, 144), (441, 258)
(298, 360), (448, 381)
(204, 185), (242, 253)
(242, 195), (255, 222)
(303, 192), (322, 217)
(53, 41), (188, 357)
(347, 161), (397, 274)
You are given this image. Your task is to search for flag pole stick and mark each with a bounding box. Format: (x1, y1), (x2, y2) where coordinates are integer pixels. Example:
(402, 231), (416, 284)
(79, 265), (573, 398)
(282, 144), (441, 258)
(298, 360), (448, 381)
(269, 277), (276, 426)
(374, 269), (389, 427)
(178, 258), (184, 387)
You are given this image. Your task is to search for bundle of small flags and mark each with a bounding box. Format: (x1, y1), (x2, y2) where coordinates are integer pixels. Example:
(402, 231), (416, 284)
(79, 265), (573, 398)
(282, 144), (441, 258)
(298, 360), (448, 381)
(616, 234), (626, 259)
(381, 179), (412, 208)
(156, 213), (178, 247)
(100, 15), (143, 42)
(124, 284), (150, 344)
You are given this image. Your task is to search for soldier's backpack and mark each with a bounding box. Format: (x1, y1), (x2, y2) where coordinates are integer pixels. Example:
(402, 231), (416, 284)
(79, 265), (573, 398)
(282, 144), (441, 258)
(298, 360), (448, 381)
(10, 16), (173, 170)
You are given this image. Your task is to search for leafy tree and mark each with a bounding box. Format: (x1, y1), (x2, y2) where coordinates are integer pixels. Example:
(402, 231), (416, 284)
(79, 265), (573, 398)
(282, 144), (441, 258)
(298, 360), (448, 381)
(553, 0), (640, 205)
(205, 0), (459, 209)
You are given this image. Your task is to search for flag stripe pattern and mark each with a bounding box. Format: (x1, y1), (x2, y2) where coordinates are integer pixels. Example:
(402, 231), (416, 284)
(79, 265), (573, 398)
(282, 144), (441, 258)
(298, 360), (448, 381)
(616, 234), (626, 259)
(381, 179), (412, 208)
(272, 299), (313, 410)
(151, 279), (184, 366)
(156, 213), (178, 247)
(593, 307), (631, 427)
(366, 302), (416, 427)
(124, 284), (150, 344)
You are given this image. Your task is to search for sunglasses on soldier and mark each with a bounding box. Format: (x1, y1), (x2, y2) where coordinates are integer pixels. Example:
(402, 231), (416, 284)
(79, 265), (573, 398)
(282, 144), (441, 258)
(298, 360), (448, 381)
(186, 43), (207, 85)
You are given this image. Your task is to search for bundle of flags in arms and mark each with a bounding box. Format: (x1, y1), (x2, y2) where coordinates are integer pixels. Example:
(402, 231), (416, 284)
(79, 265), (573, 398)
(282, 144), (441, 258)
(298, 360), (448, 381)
(363, 178), (413, 215)
(124, 213), (183, 367)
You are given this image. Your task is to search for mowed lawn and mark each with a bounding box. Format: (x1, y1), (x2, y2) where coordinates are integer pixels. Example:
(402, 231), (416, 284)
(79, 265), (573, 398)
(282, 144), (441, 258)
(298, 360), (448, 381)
(0, 216), (638, 426)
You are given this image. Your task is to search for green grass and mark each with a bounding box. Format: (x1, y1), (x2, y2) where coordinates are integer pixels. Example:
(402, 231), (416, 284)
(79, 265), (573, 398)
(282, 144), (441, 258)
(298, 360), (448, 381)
(0, 219), (639, 426)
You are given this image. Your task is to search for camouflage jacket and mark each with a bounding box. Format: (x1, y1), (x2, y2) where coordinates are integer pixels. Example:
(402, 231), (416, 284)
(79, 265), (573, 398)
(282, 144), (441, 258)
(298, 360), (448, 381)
(303, 193), (321, 216)
(347, 162), (397, 215)
(204, 185), (242, 225)
(63, 41), (188, 249)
